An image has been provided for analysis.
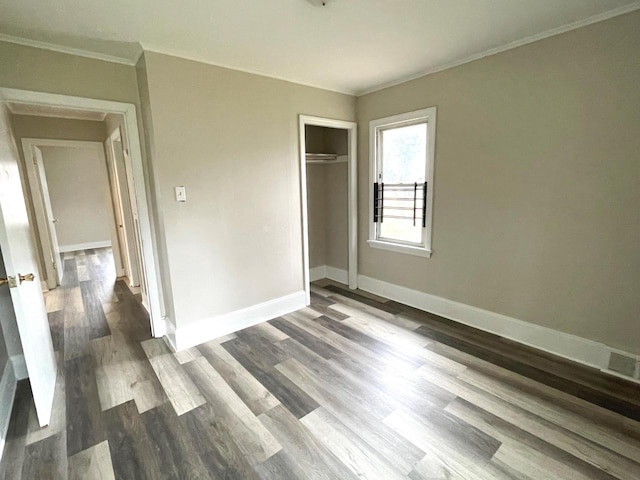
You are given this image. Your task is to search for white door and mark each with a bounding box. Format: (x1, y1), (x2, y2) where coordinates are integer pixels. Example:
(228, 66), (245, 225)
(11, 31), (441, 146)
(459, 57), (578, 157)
(0, 101), (57, 427)
(23, 143), (64, 288)
(34, 147), (64, 285)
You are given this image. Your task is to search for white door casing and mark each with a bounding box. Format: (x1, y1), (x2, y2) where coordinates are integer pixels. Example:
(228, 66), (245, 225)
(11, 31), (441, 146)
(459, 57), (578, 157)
(1, 87), (166, 339)
(298, 115), (358, 303)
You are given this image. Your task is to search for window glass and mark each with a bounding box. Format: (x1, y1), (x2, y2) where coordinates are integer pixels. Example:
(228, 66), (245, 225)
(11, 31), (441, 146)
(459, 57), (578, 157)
(378, 122), (427, 245)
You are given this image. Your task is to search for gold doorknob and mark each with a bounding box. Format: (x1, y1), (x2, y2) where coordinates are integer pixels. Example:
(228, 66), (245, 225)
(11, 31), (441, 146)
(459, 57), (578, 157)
(0, 277), (8, 287)
(19, 273), (35, 284)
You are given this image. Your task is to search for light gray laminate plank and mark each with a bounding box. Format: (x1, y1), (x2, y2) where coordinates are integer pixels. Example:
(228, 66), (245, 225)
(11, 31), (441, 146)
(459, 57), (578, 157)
(342, 310), (432, 348)
(211, 332), (237, 344)
(21, 431), (67, 480)
(258, 404), (360, 480)
(309, 284), (333, 297)
(279, 311), (414, 378)
(91, 334), (134, 411)
(418, 367), (640, 480)
(430, 342), (640, 438)
(68, 440), (116, 480)
(251, 322), (289, 342)
(173, 347), (203, 365)
(95, 326), (165, 414)
(183, 356), (281, 465)
(76, 263), (91, 282)
(458, 367), (640, 463)
(326, 293), (396, 321)
(301, 407), (407, 480)
(276, 355), (425, 474)
(445, 398), (618, 480)
(409, 453), (464, 480)
(45, 287), (65, 313)
(198, 341), (280, 416)
(384, 406), (508, 480)
(141, 339), (206, 416)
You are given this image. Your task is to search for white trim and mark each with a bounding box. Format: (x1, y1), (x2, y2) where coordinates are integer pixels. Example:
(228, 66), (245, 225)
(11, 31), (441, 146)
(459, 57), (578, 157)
(357, 274), (613, 371)
(367, 239), (432, 258)
(0, 360), (17, 461)
(357, 2), (640, 96)
(369, 107), (436, 256)
(309, 265), (349, 284)
(309, 266), (326, 282)
(173, 291), (306, 351)
(58, 241), (112, 253)
(298, 115), (358, 305)
(0, 33), (137, 66)
(1, 88), (166, 338)
(11, 355), (28, 380)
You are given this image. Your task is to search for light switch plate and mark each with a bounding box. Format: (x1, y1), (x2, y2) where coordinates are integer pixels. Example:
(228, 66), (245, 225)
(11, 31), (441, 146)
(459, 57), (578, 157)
(175, 186), (187, 202)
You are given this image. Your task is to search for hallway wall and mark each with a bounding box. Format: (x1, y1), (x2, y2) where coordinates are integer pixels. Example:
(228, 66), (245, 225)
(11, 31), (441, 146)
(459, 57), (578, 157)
(40, 145), (115, 250)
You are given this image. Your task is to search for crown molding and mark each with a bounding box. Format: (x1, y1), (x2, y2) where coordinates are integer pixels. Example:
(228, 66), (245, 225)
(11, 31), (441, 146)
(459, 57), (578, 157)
(0, 33), (137, 66)
(1, 1), (638, 96)
(357, 2), (640, 96)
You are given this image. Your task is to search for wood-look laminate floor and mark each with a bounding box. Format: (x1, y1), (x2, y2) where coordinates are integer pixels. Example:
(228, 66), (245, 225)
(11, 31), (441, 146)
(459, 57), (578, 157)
(2, 249), (640, 479)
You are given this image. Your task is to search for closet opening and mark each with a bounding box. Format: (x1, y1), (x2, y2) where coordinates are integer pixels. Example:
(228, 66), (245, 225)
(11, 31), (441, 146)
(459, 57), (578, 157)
(298, 115), (357, 304)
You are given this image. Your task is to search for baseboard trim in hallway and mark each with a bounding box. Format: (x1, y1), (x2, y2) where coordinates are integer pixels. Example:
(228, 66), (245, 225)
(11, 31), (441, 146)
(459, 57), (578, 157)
(170, 290), (307, 351)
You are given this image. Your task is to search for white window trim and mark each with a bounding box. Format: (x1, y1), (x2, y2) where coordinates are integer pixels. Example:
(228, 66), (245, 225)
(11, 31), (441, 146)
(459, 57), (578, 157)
(368, 107), (437, 258)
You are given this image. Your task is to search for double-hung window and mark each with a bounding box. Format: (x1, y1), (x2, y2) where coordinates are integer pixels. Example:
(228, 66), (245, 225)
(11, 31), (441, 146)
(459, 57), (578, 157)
(368, 107), (436, 257)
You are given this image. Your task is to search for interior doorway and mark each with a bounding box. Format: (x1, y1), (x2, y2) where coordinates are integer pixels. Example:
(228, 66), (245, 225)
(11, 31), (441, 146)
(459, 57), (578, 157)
(298, 115), (357, 303)
(21, 138), (126, 291)
(0, 88), (164, 338)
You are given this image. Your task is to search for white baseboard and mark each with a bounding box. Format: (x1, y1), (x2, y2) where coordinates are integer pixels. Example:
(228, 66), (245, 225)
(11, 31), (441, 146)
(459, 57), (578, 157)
(309, 265), (348, 284)
(10, 355), (27, 380)
(358, 275), (613, 371)
(59, 240), (112, 253)
(0, 360), (18, 461)
(309, 266), (326, 282)
(173, 290), (306, 351)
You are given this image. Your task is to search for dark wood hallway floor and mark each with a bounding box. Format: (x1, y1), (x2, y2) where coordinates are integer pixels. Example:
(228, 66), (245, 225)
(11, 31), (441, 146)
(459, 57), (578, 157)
(1, 249), (640, 479)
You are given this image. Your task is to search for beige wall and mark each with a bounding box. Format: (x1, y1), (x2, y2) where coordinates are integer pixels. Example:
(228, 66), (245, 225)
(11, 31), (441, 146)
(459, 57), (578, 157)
(0, 41), (139, 103)
(325, 163), (348, 270)
(142, 51), (355, 329)
(357, 11), (640, 354)
(11, 115), (107, 143)
(40, 145), (114, 248)
(307, 164), (326, 268)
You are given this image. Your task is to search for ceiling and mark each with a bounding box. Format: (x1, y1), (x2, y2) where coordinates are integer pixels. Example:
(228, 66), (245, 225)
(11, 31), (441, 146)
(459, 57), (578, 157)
(7, 103), (108, 121)
(0, 0), (638, 95)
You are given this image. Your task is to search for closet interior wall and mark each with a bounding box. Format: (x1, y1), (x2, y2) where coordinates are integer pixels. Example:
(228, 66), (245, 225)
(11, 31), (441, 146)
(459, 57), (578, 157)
(305, 125), (348, 274)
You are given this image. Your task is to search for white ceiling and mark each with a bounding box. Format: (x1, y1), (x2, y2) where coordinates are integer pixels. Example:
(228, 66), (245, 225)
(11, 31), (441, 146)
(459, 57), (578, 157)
(0, 0), (638, 95)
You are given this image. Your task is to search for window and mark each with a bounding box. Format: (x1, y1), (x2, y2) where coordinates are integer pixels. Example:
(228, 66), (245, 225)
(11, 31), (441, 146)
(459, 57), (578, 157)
(368, 107), (436, 257)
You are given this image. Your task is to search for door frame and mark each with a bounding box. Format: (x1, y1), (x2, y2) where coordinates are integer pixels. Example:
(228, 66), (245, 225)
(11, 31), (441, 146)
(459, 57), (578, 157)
(298, 115), (358, 304)
(1, 88), (165, 337)
(104, 129), (139, 286)
(22, 138), (126, 289)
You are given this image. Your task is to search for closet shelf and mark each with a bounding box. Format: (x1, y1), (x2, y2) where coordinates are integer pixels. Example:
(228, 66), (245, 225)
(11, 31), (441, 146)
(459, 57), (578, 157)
(306, 153), (348, 164)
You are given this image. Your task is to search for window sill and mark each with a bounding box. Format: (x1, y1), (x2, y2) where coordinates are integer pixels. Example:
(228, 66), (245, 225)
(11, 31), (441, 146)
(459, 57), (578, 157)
(367, 239), (432, 258)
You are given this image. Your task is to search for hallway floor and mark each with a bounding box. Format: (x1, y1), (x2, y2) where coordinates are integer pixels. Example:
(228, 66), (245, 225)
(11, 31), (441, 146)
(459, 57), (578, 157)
(1, 249), (640, 479)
